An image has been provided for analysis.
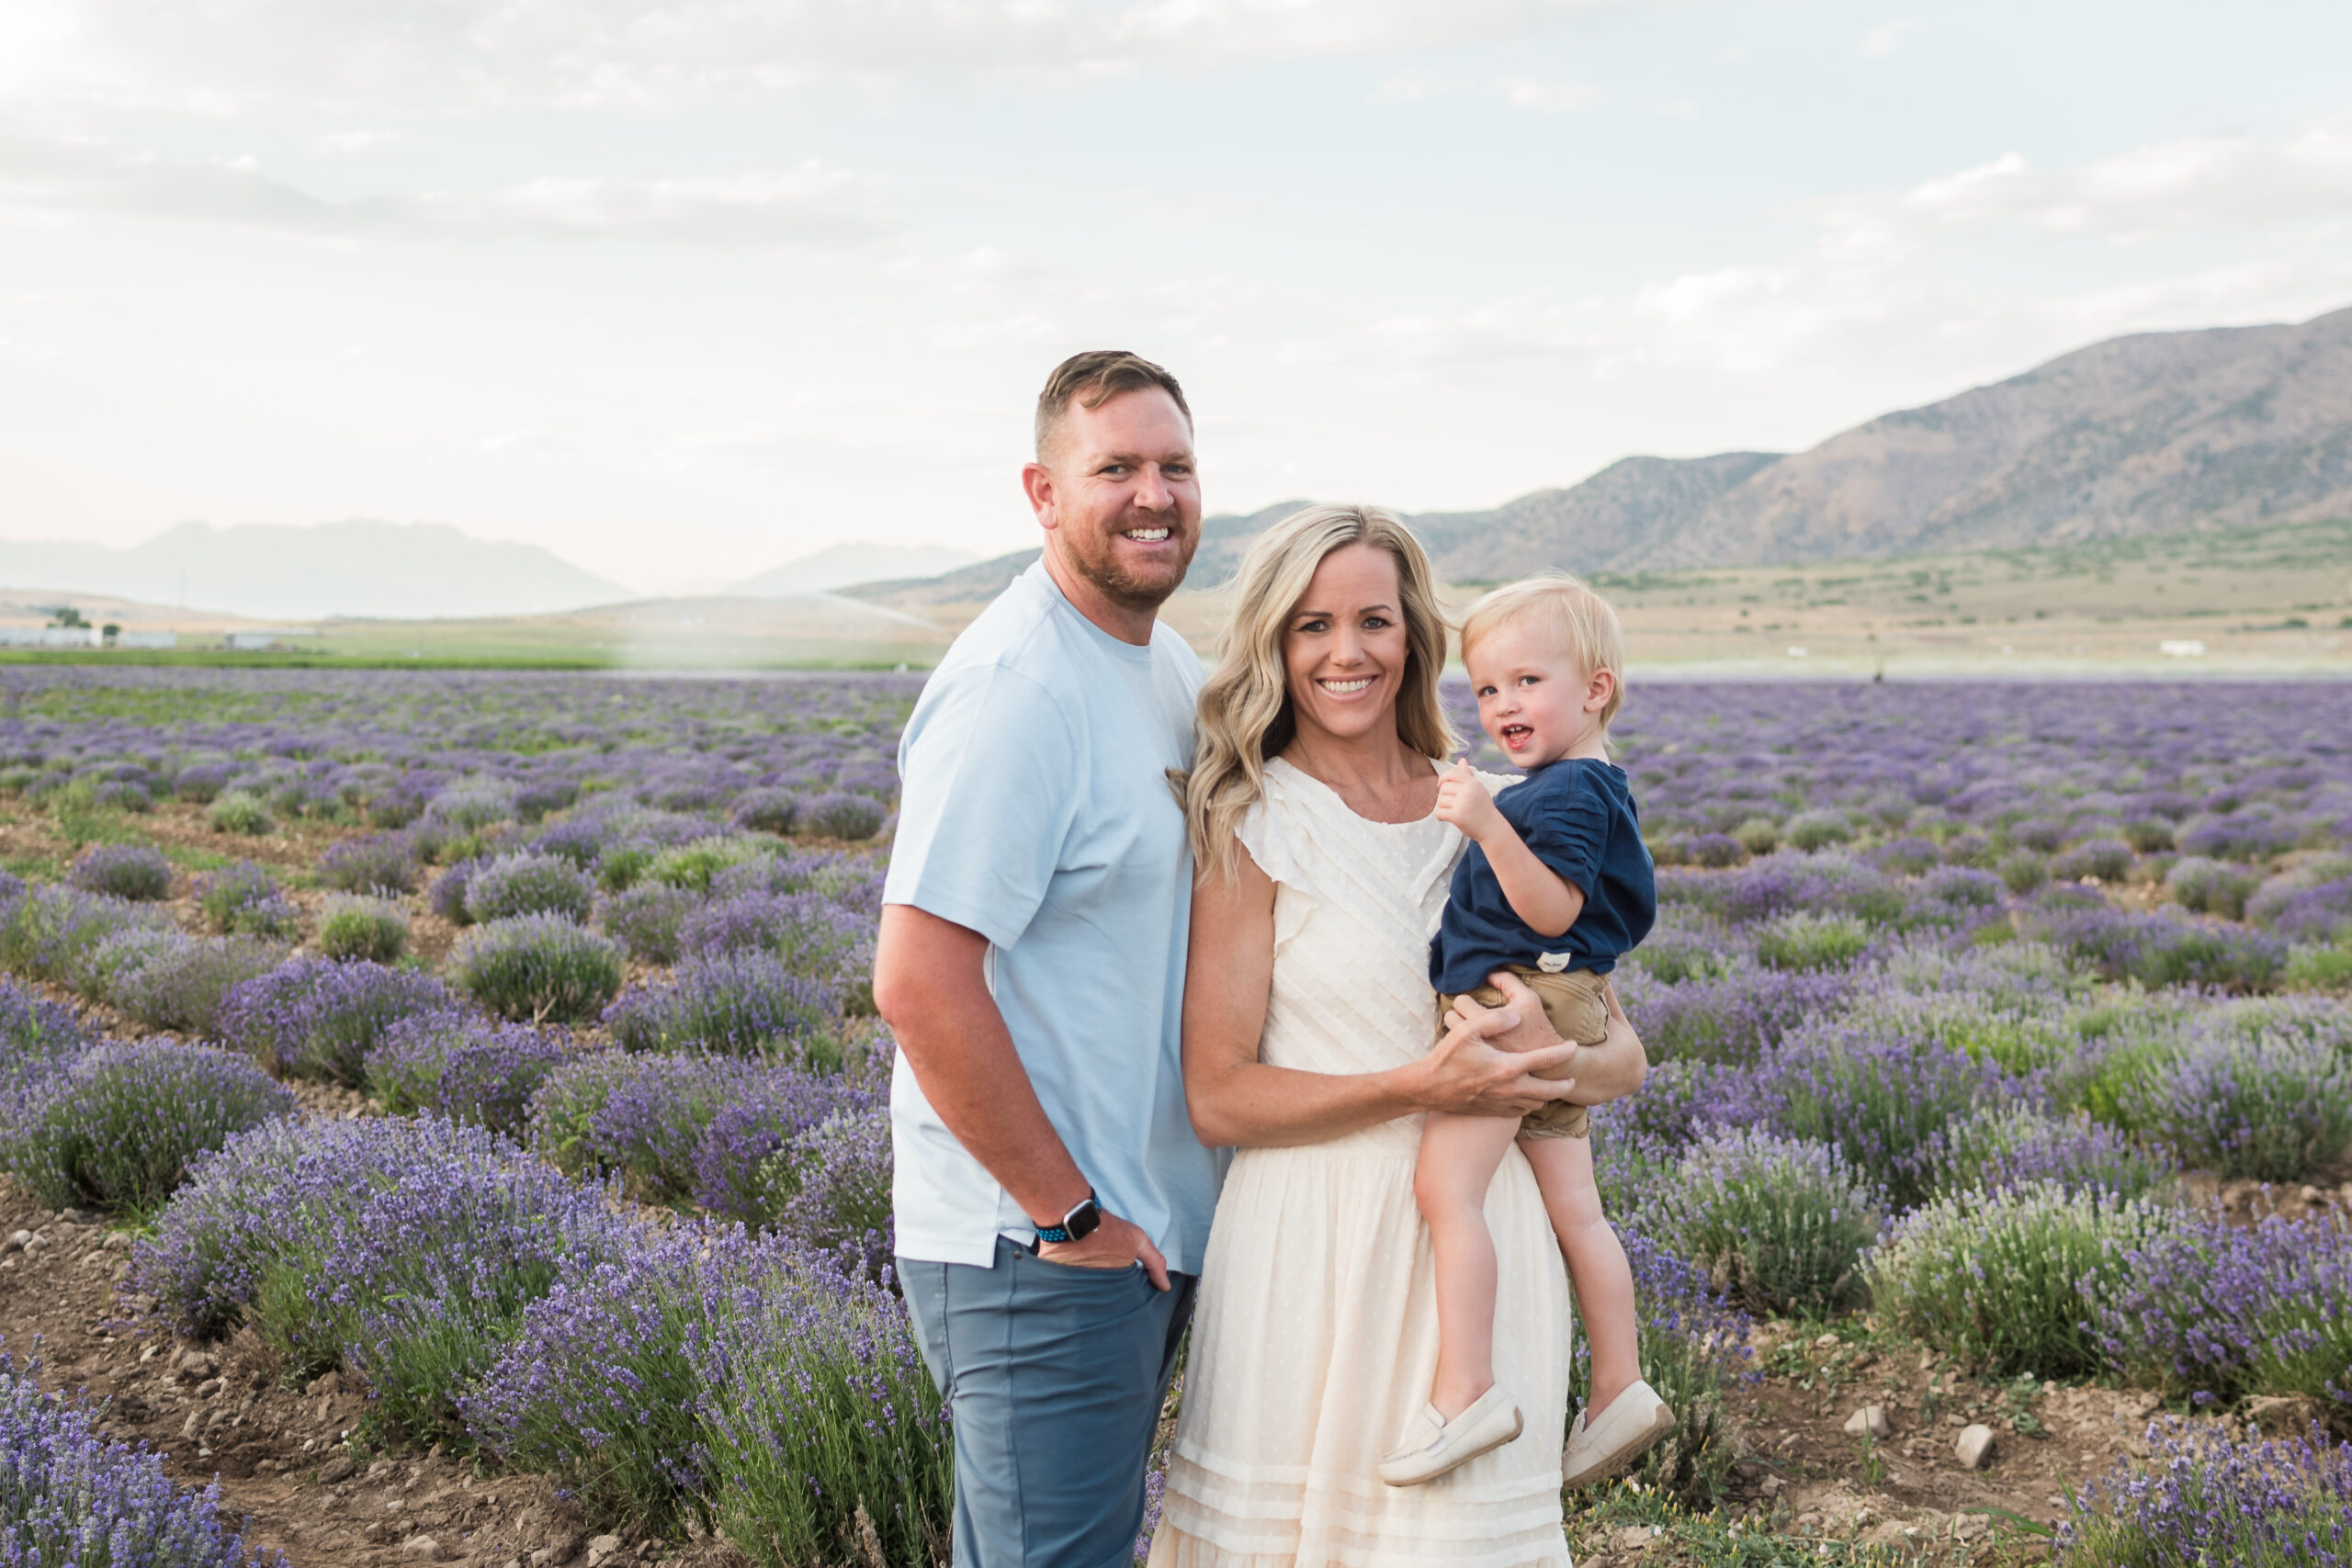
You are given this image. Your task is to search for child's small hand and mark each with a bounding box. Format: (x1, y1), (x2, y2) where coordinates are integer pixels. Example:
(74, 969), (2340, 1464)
(1433, 759), (1503, 841)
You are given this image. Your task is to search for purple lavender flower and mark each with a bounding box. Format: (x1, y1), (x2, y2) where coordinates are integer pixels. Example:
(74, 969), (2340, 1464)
(3, 1037), (294, 1212)
(364, 1009), (568, 1134)
(316, 830), (421, 895)
(218, 955), (460, 1084)
(66, 840), (175, 901)
(0, 1353), (285, 1568)
(2058, 1416), (2352, 1564)
(602, 950), (835, 1058)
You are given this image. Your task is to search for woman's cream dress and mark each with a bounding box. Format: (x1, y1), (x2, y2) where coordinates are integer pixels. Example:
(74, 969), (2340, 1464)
(1149, 759), (1576, 1568)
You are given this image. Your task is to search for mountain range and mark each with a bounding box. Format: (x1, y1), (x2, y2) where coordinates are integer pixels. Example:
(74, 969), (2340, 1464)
(724, 542), (981, 598)
(854, 302), (2352, 599)
(0, 521), (633, 621)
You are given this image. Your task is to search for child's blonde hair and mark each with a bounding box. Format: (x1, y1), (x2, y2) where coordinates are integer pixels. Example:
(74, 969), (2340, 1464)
(1458, 574), (1627, 731)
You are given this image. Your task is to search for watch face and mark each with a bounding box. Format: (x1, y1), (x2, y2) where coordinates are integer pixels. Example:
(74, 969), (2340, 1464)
(1069, 1200), (1102, 1241)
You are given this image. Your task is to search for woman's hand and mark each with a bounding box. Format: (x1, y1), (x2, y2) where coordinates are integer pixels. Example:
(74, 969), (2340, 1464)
(1445, 972), (1649, 1108)
(1407, 990), (1581, 1116)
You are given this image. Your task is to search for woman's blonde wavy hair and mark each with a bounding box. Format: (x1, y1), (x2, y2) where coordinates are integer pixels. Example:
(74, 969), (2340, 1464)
(1183, 504), (1457, 880)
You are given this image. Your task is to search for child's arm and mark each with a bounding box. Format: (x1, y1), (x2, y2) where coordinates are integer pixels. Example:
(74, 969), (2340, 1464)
(1433, 761), (1586, 939)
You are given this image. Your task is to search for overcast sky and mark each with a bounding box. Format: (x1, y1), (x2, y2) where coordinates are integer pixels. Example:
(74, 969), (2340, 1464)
(3, 0), (2349, 595)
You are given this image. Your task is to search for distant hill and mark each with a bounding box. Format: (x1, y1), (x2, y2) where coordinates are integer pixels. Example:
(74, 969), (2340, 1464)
(728, 541), (981, 597)
(855, 304), (2352, 598)
(0, 520), (633, 620)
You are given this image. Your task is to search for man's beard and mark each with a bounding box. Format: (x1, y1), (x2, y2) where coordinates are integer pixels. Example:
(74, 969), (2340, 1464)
(1067, 513), (1199, 611)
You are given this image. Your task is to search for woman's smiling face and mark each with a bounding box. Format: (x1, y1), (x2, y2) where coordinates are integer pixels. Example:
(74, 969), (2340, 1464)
(1283, 543), (1410, 748)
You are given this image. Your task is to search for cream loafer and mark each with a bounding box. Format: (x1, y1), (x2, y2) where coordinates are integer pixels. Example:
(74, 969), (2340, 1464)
(1560, 1379), (1676, 1490)
(1377, 1385), (1525, 1487)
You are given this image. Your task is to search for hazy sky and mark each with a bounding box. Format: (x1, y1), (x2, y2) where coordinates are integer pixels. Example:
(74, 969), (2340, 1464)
(4, 0), (2350, 595)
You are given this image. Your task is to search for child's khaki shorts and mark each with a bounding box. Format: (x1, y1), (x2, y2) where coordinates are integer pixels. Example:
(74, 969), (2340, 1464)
(1437, 965), (1610, 1140)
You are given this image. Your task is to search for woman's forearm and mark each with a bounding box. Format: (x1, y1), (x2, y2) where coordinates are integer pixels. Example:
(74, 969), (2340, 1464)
(1188, 1057), (1422, 1149)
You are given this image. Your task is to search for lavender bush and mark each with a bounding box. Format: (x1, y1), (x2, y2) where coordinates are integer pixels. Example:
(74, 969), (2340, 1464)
(130, 1115), (635, 1435)
(1570, 1228), (1753, 1500)
(314, 892), (409, 963)
(218, 955), (459, 1084)
(465, 852), (597, 925)
(66, 840), (174, 901)
(94, 929), (285, 1035)
(1646, 1127), (1884, 1314)
(2098, 1210), (2352, 1411)
(2119, 1029), (2352, 1182)
(597, 881), (700, 964)
(0, 1354), (283, 1568)
(1864, 1182), (2183, 1376)
(1761, 1024), (2022, 1207)
(696, 1238), (952, 1568)
(365, 1010), (569, 1134)
(796, 791), (888, 841)
(205, 792), (273, 835)
(0, 884), (172, 985)
(194, 862), (300, 940)
(1613, 962), (1850, 1066)
(316, 831), (422, 895)
(1, 1038), (293, 1213)
(451, 914), (625, 1024)
(0, 982), (87, 1127)
(1924, 1105), (2177, 1201)
(2058, 1417), (2352, 1567)
(602, 950), (834, 1059)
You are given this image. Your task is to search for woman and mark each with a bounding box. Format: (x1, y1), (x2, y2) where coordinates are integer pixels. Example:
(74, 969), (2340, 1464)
(1150, 506), (1649, 1567)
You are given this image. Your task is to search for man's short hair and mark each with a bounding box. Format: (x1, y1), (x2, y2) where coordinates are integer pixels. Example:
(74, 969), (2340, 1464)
(1035, 351), (1192, 461)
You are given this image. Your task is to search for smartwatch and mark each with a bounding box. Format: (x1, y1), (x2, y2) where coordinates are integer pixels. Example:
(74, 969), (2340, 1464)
(1035, 1190), (1102, 1246)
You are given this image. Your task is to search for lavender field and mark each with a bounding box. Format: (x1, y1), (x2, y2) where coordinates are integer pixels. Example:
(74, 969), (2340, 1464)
(2, 669), (2350, 1568)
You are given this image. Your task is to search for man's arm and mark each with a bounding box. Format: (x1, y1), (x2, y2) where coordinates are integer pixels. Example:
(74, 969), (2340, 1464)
(873, 902), (1169, 1286)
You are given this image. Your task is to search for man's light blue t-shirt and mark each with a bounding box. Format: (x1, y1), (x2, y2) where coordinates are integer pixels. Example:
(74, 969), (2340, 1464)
(884, 559), (1223, 1273)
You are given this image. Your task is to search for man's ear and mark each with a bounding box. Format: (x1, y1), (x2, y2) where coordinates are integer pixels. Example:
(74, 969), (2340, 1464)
(1022, 461), (1058, 529)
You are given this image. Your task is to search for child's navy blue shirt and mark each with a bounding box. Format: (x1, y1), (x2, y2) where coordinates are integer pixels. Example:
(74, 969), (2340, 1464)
(1430, 757), (1656, 993)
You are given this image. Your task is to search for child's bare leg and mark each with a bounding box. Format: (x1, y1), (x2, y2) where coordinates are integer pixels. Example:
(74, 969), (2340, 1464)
(1412, 1111), (1525, 1418)
(1519, 1133), (1643, 1420)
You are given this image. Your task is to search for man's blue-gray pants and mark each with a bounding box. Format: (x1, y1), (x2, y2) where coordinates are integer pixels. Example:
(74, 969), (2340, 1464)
(899, 1238), (1197, 1568)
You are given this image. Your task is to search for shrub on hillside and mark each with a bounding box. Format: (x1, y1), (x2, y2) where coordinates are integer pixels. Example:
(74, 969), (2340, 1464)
(424, 778), (518, 833)
(645, 836), (774, 895)
(451, 915), (624, 1024)
(1646, 1127), (1883, 1315)
(2166, 856), (2262, 919)
(219, 956), (459, 1085)
(2118, 1029), (2352, 1182)
(465, 852), (595, 925)
(1, 1039), (293, 1213)
(1865, 1182), (2181, 1377)
(67, 841), (174, 901)
(429, 856), (485, 925)
(2052, 839), (2134, 883)
(314, 893), (409, 963)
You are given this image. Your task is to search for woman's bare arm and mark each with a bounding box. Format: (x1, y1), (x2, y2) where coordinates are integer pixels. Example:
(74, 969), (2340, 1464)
(1182, 849), (1585, 1149)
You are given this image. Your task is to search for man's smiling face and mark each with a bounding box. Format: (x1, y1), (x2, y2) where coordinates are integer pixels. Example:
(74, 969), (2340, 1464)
(1027, 386), (1202, 617)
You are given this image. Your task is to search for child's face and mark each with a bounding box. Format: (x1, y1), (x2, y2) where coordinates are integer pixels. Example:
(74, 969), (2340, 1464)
(1464, 620), (1612, 766)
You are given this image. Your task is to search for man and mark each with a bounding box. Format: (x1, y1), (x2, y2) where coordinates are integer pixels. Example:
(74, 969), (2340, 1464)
(876, 350), (1216, 1568)
(876, 351), (1585, 1566)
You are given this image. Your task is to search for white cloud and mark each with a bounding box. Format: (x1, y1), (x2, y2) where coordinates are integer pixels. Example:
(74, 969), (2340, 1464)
(28, 0), (1643, 112)
(1860, 20), (1920, 59)
(1892, 118), (2352, 240)
(0, 125), (898, 249)
(1493, 75), (1605, 114)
